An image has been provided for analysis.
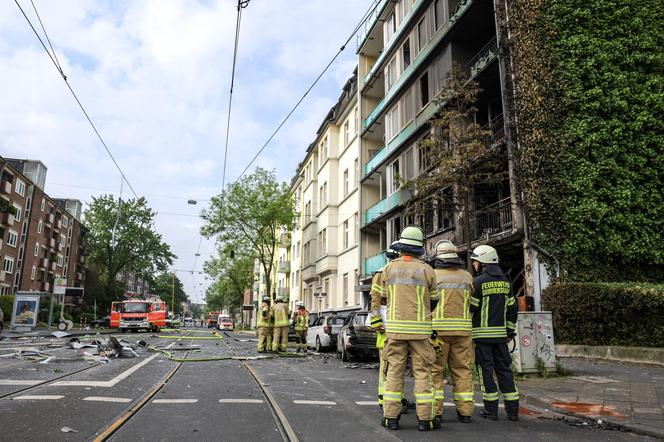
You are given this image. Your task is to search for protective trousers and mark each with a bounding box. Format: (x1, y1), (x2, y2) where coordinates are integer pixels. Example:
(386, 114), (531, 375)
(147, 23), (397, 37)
(257, 327), (270, 351)
(378, 348), (406, 405)
(272, 326), (288, 352)
(266, 327), (273, 350)
(431, 335), (474, 416)
(383, 338), (435, 421)
(295, 331), (307, 351)
(475, 342), (519, 416)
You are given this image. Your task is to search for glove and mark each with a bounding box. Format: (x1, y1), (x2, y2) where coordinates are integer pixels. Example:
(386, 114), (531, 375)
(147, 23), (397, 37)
(370, 315), (384, 330)
(376, 331), (387, 350)
(507, 329), (516, 339)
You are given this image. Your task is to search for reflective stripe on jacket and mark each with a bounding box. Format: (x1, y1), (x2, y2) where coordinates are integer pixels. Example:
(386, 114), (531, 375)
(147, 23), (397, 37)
(271, 302), (290, 327)
(256, 303), (272, 328)
(432, 267), (474, 335)
(470, 264), (517, 342)
(369, 269), (385, 313)
(380, 255), (438, 340)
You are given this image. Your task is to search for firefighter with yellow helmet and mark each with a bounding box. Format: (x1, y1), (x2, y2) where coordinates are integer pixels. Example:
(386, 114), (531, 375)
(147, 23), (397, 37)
(430, 240), (475, 426)
(470, 245), (519, 421)
(380, 226), (439, 431)
(256, 295), (273, 353)
(292, 301), (310, 353)
(271, 293), (290, 353)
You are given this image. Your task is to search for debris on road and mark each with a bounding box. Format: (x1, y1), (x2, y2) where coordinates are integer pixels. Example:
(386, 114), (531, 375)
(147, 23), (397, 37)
(60, 427), (78, 433)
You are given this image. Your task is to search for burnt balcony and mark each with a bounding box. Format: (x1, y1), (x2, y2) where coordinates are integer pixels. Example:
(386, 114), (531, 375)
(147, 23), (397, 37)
(465, 36), (498, 78)
(468, 197), (513, 242)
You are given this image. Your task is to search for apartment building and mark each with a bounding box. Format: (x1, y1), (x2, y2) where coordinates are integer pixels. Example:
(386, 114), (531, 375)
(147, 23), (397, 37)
(288, 71), (362, 315)
(356, 0), (545, 307)
(0, 157), (87, 298)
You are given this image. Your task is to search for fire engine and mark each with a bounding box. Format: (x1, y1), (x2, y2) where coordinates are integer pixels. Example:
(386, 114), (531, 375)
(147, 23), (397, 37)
(207, 311), (220, 329)
(110, 292), (167, 333)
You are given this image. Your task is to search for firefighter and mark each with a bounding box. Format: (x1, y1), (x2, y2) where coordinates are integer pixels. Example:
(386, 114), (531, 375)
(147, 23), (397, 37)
(256, 296), (272, 353)
(266, 296), (274, 351)
(430, 240), (475, 426)
(470, 245), (519, 421)
(271, 294), (290, 353)
(292, 302), (310, 353)
(380, 226), (439, 431)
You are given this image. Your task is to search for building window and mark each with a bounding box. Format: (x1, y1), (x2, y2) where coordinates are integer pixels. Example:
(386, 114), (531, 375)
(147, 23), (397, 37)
(386, 106), (400, 141)
(12, 203), (22, 222)
(418, 144), (432, 172)
(3, 256), (14, 274)
(343, 169), (349, 197)
(354, 213), (359, 243)
(37, 220), (43, 234)
(30, 266), (36, 280)
(320, 136), (328, 162)
(14, 179), (25, 196)
(343, 273), (349, 305)
(386, 55), (398, 91)
(319, 228), (327, 256)
(402, 88), (414, 126)
(354, 107), (359, 134)
(384, 12), (396, 44)
(419, 72), (430, 108)
(417, 17), (428, 52)
(435, 0), (445, 30)
(343, 220), (349, 249)
(63, 217), (69, 228)
(344, 120), (350, 146)
(40, 198), (45, 212)
(436, 188), (454, 231)
(33, 243), (39, 257)
(354, 158), (359, 188)
(401, 38), (411, 71)
(323, 182), (328, 207)
(388, 160), (401, 194)
(7, 230), (18, 248)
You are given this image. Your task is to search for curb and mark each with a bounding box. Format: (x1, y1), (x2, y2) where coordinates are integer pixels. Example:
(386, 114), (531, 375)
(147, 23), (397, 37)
(521, 391), (664, 440)
(556, 344), (664, 367)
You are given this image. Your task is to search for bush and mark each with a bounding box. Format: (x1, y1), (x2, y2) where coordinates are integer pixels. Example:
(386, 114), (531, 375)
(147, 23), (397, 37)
(0, 295), (15, 321)
(542, 282), (664, 347)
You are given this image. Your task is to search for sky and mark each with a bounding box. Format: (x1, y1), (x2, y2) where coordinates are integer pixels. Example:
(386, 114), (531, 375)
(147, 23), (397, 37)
(0, 0), (374, 303)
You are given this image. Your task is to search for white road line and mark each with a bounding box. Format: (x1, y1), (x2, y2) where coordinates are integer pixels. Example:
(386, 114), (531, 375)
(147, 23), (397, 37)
(13, 395), (64, 400)
(0, 380), (42, 386)
(293, 400), (336, 406)
(219, 399), (264, 404)
(153, 399), (198, 404)
(83, 397), (132, 403)
(355, 401), (503, 408)
(50, 354), (160, 387)
(355, 401), (379, 406)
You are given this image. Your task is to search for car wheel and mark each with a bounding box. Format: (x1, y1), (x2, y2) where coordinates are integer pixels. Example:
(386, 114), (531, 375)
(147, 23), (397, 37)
(316, 336), (322, 353)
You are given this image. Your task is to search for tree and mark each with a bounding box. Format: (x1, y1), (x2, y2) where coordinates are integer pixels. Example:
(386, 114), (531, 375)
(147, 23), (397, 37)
(402, 66), (506, 262)
(84, 195), (176, 310)
(204, 250), (253, 312)
(202, 168), (295, 300)
(150, 272), (188, 315)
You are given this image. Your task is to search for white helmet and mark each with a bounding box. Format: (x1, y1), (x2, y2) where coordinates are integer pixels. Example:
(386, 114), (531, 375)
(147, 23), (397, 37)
(296, 301), (304, 308)
(275, 294), (285, 302)
(435, 240), (459, 260)
(470, 245), (499, 264)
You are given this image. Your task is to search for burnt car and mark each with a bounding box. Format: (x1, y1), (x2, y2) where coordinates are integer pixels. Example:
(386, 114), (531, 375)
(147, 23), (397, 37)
(91, 315), (111, 329)
(336, 311), (378, 362)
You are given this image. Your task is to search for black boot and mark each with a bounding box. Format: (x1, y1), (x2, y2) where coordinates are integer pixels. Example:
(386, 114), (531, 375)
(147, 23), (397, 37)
(507, 414), (519, 422)
(382, 417), (399, 430)
(456, 410), (472, 423)
(480, 409), (498, 420)
(417, 420), (435, 431)
(432, 415), (442, 429)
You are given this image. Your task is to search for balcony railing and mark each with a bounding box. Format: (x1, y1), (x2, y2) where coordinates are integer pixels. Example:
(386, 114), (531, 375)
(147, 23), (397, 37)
(465, 36), (498, 78)
(364, 251), (387, 276)
(450, 0), (473, 24)
(482, 113), (505, 145)
(468, 197), (513, 242)
(355, 0), (390, 51)
(1, 181), (11, 195)
(365, 188), (412, 226)
(278, 261), (291, 273)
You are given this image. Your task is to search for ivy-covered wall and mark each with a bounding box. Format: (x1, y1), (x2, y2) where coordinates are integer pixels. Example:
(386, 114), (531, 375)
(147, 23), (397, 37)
(503, 0), (664, 282)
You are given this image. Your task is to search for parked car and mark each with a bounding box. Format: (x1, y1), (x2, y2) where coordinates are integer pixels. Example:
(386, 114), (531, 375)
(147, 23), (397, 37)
(217, 315), (234, 331)
(183, 317), (193, 327)
(306, 315), (344, 352)
(336, 311), (378, 362)
(91, 316), (111, 329)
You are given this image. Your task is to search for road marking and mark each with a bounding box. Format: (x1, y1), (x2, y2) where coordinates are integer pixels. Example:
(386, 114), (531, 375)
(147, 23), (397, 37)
(0, 380), (42, 386)
(50, 354), (160, 387)
(355, 401), (379, 406)
(13, 395), (64, 400)
(354, 400), (504, 408)
(219, 398), (264, 404)
(153, 398), (198, 404)
(293, 400), (336, 406)
(83, 397), (132, 403)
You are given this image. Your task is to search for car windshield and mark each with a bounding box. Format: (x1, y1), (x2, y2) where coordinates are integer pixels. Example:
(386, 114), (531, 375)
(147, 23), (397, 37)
(122, 302), (149, 313)
(353, 314), (367, 325)
(328, 317), (344, 325)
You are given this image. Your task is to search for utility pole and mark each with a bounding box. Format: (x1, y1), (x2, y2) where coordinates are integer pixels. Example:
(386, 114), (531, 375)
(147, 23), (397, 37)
(171, 272), (176, 316)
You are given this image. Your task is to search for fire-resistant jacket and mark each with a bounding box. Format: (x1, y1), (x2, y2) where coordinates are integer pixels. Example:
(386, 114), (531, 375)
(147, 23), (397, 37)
(271, 302), (290, 327)
(432, 266), (474, 336)
(292, 309), (310, 332)
(470, 264), (517, 342)
(380, 255), (438, 340)
(256, 302), (272, 328)
(369, 268), (385, 329)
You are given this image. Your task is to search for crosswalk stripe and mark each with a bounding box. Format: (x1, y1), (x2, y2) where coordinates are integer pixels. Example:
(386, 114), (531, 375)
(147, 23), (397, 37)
(293, 400), (336, 406)
(0, 380), (42, 386)
(153, 399), (198, 404)
(13, 395), (64, 400)
(355, 401), (379, 405)
(219, 399), (264, 404)
(51, 354), (160, 387)
(83, 397), (132, 403)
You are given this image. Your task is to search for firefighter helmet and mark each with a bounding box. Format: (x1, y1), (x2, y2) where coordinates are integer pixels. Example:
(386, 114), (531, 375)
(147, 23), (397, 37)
(435, 240), (459, 260)
(470, 245), (499, 264)
(296, 301), (305, 309)
(275, 294), (285, 302)
(398, 225), (425, 247)
(261, 295), (271, 303)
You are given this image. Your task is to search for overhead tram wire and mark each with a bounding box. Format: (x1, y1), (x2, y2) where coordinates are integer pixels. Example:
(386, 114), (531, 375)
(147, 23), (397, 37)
(231, 0), (379, 187)
(14, 0), (139, 199)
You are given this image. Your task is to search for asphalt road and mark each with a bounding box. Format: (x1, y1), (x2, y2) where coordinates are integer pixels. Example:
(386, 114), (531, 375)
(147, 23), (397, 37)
(0, 330), (654, 441)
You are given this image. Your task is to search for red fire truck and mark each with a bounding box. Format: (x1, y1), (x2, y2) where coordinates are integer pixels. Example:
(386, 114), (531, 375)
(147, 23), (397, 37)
(110, 294), (167, 333)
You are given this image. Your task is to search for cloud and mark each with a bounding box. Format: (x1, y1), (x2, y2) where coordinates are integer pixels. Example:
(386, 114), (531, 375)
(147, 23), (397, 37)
(0, 0), (373, 301)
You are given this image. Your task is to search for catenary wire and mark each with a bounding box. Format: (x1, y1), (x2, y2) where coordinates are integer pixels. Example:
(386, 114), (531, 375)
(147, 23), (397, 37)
(14, 0), (139, 199)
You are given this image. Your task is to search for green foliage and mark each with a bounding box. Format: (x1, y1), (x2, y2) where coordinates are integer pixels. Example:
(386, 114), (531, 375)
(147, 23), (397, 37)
(83, 195), (176, 310)
(202, 168), (295, 298)
(204, 251), (253, 312)
(542, 282), (664, 347)
(0, 295), (14, 321)
(150, 273), (188, 314)
(506, 0), (664, 281)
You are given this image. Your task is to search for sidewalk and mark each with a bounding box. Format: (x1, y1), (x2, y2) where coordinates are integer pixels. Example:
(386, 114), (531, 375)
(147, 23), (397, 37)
(519, 357), (664, 439)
